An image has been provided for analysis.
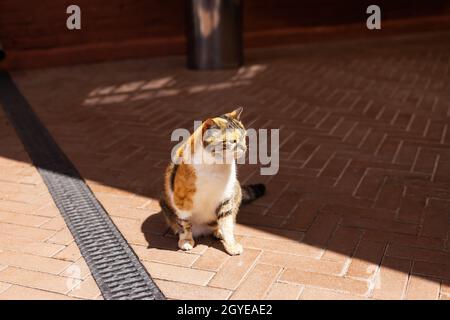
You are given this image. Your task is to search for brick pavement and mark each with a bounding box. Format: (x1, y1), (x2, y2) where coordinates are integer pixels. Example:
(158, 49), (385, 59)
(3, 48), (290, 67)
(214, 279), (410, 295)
(0, 108), (101, 300)
(3, 31), (450, 299)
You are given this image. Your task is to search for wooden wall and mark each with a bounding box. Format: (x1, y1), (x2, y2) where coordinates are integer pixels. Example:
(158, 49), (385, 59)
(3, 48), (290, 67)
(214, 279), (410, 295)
(1, 0), (449, 69)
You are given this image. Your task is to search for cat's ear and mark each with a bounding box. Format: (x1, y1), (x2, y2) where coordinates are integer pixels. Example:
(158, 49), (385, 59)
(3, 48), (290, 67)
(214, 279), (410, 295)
(202, 118), (217, 130)
(202, 118), (219, 140)
(228, 107), (243, 120)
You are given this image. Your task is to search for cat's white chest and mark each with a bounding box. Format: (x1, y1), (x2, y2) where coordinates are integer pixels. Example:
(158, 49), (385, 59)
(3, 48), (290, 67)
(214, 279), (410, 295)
(191, 162), (236, 224)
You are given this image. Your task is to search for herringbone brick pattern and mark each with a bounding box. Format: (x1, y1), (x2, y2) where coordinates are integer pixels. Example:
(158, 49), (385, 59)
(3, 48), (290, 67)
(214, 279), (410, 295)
(8, 32), (450, 299)
(0, 109), (101, 300)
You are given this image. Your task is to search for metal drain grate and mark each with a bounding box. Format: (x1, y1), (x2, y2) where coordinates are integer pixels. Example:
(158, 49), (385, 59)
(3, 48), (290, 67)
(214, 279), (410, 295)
(0, 72), (165, 300)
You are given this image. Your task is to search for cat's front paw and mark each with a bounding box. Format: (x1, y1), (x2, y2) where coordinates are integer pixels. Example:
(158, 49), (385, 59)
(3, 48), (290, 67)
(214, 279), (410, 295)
(224, 242), (243, 256)
(178, 239), (195, 251)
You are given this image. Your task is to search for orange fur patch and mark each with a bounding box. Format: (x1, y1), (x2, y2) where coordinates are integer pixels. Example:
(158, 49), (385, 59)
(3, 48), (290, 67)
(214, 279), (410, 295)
(173, 163), (196, 211)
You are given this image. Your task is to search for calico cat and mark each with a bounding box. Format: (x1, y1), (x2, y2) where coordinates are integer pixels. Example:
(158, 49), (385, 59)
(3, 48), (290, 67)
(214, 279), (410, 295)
(160, 107), (265, 255)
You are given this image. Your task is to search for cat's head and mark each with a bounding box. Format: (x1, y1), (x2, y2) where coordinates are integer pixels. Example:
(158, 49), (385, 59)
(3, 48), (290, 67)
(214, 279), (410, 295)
(201, 107), (247, 162)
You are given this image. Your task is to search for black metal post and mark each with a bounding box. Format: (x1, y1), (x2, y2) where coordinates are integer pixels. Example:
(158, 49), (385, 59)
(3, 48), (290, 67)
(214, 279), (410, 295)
(0, 42), (5, 61)
(186, 0), (243, 70)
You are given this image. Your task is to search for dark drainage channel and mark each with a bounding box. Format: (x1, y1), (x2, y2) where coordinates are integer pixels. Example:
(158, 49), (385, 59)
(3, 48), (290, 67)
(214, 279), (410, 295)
(0, 72), (164, 300)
